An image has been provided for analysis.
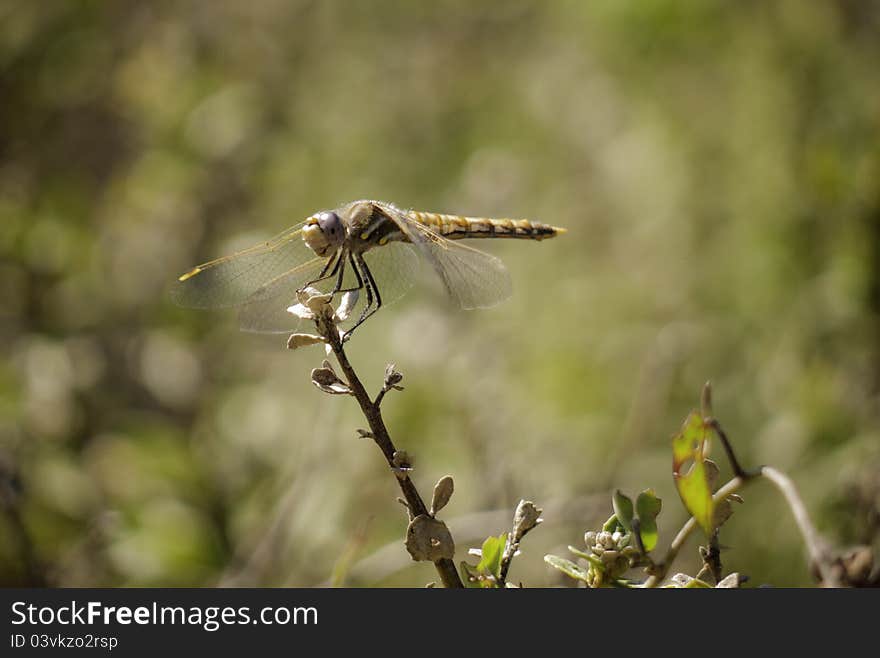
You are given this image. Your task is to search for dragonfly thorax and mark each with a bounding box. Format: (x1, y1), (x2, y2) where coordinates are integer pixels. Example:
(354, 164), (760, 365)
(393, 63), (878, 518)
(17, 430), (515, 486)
(302, 211), (345, 257)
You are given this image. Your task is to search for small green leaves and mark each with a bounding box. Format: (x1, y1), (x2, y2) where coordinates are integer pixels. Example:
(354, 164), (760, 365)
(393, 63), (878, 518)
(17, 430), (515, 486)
(548, 488), (665, 587)
(606, 490), (662, 554)
(672, 412), (715, 536)
(567, 545), (604, 568)
(612, 490), (634, 532)
(635, 489), (662, 552)
(460, 501), (544, 588)
(544, 555), (590, 583)
(553, 517), (644, 587)
(459, 562), (481, 587)
(602, 513), (623, 533)
(460, 533), (508, 588)
(479, 533), (506, 579)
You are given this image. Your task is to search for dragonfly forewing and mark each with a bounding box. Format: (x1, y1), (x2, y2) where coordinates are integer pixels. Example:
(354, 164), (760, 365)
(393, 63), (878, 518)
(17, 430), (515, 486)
(235, 257), (335, 333)
(237, 241), (420, 334)
(170, 223), (319, 309)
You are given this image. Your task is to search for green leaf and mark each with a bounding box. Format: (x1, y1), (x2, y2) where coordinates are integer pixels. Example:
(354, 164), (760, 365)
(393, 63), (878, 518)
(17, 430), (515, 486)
(635, 489), (662, 552)
(567, 546), (604, 568)
(612, 490), (634, 532)
(602, 514), (623, 533)
(459, 561), (482, 588)
(544, 555), (590, 582)
(478, 533), (507, 579)
(672, 412), (715, 536)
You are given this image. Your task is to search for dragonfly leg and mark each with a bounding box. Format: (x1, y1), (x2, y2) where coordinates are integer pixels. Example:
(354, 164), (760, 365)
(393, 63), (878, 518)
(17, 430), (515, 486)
(328, 248), (348, 295)
(362, 254), (382, 311)
(335, 252), (366, 295)
(300, 249), (344, 293)
(341, 253), (382, 341)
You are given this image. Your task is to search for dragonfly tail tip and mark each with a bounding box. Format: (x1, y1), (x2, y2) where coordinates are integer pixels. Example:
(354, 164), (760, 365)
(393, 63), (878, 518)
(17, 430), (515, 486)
(178, 268), (200, 282)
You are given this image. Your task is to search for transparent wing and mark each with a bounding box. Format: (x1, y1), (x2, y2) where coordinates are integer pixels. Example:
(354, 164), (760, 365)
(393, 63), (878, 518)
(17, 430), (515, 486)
(237, 242), (419, 333)
(170, 222), (325, 309)
(379, 204), (512, 309)
(236, 257), (333, 333)
(360, 241), (418, 307)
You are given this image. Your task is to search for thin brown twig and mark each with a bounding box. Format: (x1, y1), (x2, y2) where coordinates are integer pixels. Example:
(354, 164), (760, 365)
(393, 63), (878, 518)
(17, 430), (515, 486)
(760, 465), (840, 587)
(706, 408), (840, 585)
(645, 403), (829, 588)
(706, 417), (753, 479)
(497, 500), (542, 587)
(320, 319), (463, 588)
(498, 544), (516, 587)
(373, 388), (389, 407)
(644, 466), (842, 587)
(703, 531), (723, 584)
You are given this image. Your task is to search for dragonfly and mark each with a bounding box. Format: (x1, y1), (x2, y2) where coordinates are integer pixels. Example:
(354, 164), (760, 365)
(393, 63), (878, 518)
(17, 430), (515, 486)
(171, 200), (565, 337)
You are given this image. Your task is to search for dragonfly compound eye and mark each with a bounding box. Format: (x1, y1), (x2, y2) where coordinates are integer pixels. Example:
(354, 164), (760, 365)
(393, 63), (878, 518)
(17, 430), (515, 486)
(303, 211), (345, 257)
(318, 211), (343, 238)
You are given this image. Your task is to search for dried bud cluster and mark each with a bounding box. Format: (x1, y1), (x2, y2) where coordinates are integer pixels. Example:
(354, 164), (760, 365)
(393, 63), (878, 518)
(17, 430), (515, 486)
(580, 529), (641, 587)
(287, 288), (360, 350)
(310, 360), (351, 395)
(405, 515), (455, 562)
(391, 450), (413, 477)
(512, 500), (543, 541)
(430, 476), (454, 516)
(382, 363), (404, 392)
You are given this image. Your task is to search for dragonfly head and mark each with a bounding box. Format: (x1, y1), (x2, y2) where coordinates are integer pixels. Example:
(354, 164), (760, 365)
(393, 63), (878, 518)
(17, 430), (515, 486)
(303, 210), (345, 257)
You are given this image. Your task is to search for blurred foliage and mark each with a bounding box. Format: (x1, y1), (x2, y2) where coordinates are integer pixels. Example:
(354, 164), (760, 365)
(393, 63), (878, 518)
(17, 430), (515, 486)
(1, 0), (879, 587)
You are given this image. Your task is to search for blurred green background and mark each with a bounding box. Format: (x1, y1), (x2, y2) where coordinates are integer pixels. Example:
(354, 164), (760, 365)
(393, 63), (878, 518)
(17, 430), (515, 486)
(1, 0), (879, 587)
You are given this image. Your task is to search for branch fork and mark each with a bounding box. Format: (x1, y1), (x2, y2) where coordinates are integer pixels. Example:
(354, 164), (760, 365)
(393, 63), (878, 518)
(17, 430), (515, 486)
(298, 290), (463, 587)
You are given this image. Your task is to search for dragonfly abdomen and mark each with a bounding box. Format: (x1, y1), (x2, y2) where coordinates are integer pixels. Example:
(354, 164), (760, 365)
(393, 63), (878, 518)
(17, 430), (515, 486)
(409, 212), (563, 241)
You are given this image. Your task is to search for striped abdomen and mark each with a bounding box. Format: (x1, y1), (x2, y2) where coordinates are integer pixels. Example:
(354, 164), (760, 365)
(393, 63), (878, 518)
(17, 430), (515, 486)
(409, 211), (564, 241)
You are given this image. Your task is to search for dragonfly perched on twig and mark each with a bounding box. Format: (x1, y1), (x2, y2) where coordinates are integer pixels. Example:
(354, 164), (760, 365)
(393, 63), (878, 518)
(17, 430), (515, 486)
(171, 200), (566, 337)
